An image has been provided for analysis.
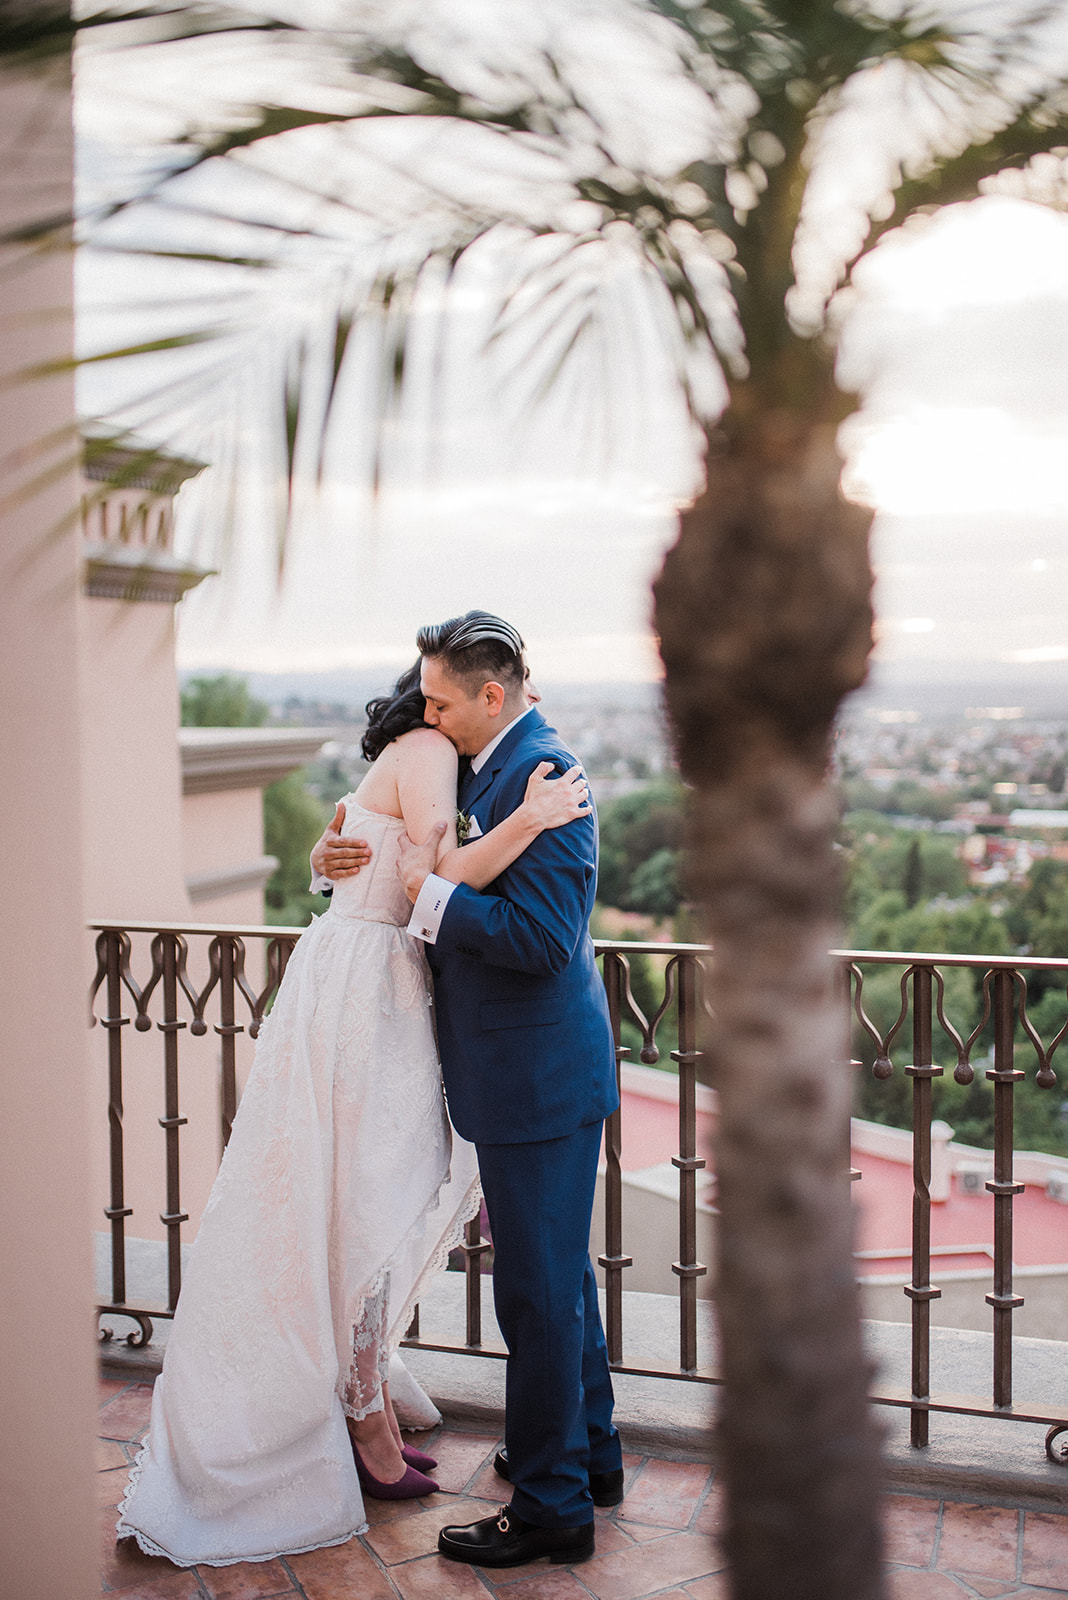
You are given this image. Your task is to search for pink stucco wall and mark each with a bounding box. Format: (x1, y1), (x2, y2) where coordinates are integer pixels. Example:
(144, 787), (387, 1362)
(0, 61), (98, 1600)
(80, 596), (191, 922)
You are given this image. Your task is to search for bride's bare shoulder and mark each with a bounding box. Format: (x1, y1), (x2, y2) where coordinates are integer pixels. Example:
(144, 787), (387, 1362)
(393, 727), (457, 767)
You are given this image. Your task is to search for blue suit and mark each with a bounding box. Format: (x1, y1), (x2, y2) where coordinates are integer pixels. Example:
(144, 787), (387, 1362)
(426, 707), (621, 1526)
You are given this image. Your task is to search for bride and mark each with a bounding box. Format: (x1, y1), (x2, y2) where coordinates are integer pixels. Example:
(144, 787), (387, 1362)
(116, 663), (588, 1569)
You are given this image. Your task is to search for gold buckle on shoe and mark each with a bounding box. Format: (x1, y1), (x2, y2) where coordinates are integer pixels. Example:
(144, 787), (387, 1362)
(496, 1509), (511, 1533)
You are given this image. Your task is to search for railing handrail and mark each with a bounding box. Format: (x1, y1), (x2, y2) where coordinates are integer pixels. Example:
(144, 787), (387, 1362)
(89, 918), (310, 937)
(836, 947), (1068, 971)
(91, 921), (1068, 976)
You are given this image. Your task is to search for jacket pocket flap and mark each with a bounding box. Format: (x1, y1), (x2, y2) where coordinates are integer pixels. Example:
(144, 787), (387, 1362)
(479, 998), (564, 1030)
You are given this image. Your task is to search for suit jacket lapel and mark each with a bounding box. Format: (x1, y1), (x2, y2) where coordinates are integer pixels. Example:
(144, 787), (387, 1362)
(460, 761), (495, 815)
(462, 708), (545, 817)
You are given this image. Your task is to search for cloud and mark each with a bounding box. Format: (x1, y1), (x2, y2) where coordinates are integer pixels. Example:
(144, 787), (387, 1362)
(176, 472), (680, 676)
(1004, 646), (1068, 664)
(842, 408), (1068, 516)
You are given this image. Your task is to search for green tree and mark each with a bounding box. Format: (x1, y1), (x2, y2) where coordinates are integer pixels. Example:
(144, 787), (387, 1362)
(852, 890), (1011, 961)
(180, 674), (267, 729)
(626, 846), (681, 919)
(1005, 858), (1068, 958)
(597, 782), (684, 913)
(179, 672), (325, 923)
(840, 776), (959, 821)
(844, 828), (948, 920)
(903, 838), (922, 910)
(263, 770), (329, 927)
(842, 818), (978, 948)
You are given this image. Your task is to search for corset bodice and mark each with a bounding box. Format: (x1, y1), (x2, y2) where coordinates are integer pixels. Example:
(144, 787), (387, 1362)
(327, 799), (411, 927)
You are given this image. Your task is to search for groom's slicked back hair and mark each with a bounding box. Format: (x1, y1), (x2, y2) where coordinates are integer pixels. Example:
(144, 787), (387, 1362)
(417, 610), (526, 696)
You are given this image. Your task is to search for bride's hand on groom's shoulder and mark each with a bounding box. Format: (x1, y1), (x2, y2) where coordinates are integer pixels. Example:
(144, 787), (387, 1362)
(311, 801), (373, 880)
(523, 761), (590, 828)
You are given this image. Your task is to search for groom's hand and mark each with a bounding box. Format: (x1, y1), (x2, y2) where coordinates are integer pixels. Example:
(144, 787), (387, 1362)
(397, 821), (447, 903)
(311, 801), (372, 880)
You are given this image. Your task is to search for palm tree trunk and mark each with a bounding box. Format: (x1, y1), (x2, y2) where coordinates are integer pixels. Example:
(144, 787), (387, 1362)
(654, 406), (884, 1600)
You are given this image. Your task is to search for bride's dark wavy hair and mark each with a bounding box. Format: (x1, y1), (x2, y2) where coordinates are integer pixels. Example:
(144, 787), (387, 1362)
(361, 662), (428, 762)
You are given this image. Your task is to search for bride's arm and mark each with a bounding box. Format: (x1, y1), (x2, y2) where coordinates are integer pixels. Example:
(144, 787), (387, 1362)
(394, 729), (461, 854)
(434, 762), (589, 889)
(397, 737), (589, 900)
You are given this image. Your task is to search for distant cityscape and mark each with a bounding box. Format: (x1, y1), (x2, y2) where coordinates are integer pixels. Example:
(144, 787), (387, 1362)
(215, 670), (674, 805)
(837, 663), (1068, 884)
(183, 657), (1068, 872)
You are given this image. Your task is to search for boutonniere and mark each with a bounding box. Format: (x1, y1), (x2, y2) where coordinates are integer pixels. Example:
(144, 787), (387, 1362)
(456, 808), (472, 844)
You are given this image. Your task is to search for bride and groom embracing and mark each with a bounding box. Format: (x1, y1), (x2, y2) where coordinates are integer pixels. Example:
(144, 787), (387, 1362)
(117, 609), (624, 1572)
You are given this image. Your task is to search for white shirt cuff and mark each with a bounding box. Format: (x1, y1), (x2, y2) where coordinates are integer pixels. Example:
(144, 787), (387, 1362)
(309, 868), (334, 893)
(407, 873), (457, 944)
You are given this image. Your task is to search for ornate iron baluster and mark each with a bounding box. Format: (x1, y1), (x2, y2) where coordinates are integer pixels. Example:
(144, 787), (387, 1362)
(215, 935), (244, 1150)
(630, 955), (678, 1065)
(91, 928), (154, 1346)
(987, 969), (1025, 1408)
(97, 931), (132, 1321)
(1016, 977), (1067, 1091)
(851, 960), (912, 1081)
(1017, 968), (1062, 1460)
(838, 958), (862, 1182)
(904, 963), (942, 1449)
(156, 932), (189, 1311)
(248, 935), (297, 1037)
(932, 965), (981, 1087)
(599, 949), (634, 1365)
(670, 953), (706, 1373)
(1047, 1424), (1068, 1464)
(462, 1215), (491, 1347)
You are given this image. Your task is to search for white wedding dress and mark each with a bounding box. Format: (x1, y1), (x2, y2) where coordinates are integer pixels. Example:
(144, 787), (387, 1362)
(117, 800), (480, 1568)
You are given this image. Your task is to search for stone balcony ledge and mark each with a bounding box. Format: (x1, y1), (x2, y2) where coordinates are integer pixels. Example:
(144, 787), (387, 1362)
(179, 726), (337, 793)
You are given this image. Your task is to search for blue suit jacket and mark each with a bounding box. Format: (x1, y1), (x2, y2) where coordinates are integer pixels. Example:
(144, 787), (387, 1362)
(426, 708), (618, 1146)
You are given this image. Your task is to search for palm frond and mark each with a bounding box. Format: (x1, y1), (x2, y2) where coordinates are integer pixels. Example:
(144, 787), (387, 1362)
(175, 102), (365, 172)
(0, 4), (302, 72)
(88, 242), (275, 268)
(5, 329), (216, 386)
(64, 0), (1068, 560)
(313, 300), (354, 489)
(855, 95), (1068, 271)
(279, 333), (307, 572)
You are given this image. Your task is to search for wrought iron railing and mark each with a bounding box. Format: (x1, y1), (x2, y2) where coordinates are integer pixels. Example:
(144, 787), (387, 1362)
(89, 922), (1068, 1463)
(597, 943), (711, 1380)
(88, 922), (711, 1383)
(841, 947), (1068, 1465)
(90, 921), (296, 1338)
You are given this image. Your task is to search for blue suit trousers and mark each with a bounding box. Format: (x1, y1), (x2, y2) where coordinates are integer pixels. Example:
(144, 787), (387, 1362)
(476, 1120), (622, 1527)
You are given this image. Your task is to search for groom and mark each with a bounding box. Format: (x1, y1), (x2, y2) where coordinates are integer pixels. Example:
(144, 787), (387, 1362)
(399, 610), (623, 1567)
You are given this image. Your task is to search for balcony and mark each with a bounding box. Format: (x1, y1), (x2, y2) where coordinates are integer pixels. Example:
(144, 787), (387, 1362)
(96, 1372), (1068, 1598)
(90, 923), (1068, 1596)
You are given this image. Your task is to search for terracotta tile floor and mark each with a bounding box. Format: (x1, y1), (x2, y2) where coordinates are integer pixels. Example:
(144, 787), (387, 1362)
(98, 1379), (1068, 1599)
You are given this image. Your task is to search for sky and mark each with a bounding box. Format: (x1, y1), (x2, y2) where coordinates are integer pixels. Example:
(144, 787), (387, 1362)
(74, 3), (1068, 686)
(842, 199), (1068, 674)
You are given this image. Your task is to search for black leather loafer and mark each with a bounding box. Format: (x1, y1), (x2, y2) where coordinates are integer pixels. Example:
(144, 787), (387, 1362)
(493, 1446), (625, 1508)
(438, 1506), (595, 1567)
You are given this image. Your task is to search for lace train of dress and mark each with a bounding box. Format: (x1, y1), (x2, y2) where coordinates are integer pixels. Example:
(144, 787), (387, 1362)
(116, 801), (480, 1567)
